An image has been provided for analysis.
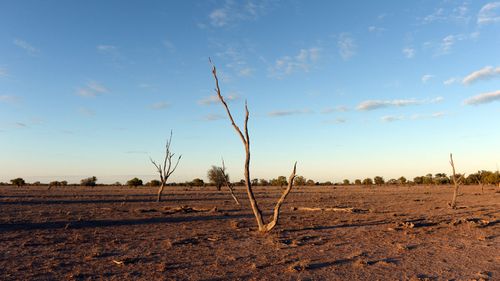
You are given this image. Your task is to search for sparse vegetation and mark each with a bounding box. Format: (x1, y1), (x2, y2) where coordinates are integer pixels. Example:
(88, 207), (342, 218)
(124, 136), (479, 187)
(150, 131), (182, 202)
(207, 165), (227, 191)
(10, 178), (25, 187)
(80, 176), (97, 187)
(126, 178), (143, 187)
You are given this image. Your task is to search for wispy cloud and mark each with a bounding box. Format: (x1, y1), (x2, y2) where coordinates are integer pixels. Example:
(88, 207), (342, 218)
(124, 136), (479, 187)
(77, 81), (109, 98)
(402, 47), (415, 58)
(269, 47), (321, 78)
(208, 0), (273, 27)
(368, 26), (385, 33)
(78, 107), (95, 117)
(338, 33), (356, 60)
(0, 67), (7, 77)
(462, 66), (500, 85)
(421, 3), (470, 25)
(357, 97), (443, 111)
(421, 74), (434, 83)
(381, 115), (404, 122)
(321, 105), (349, 114)
(0, 95), (20, 104)
(150, 102), (169, 110)
(443, 77), (459, 85)
(382, 112), (445, 122)
(203, 113), (225, 121)
(97, 45), (117, 52)
(478, 2), (500, 25)
(214, 44), (254, 78)
(198, 93), (239, 105)
(267, 109), (312, 117)
(324, 118), (347, 124)
(13, 39), (39, 55)
(15, 122), (27, 128)
(463, 90), (500, 105)
(163, 40), (175, 52)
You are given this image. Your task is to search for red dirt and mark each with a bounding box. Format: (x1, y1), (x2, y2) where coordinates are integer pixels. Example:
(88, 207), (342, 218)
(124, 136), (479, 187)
(0, 185), (498, 280)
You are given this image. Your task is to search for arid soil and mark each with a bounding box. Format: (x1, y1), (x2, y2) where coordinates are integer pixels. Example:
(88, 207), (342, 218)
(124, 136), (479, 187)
(0, 184), (498, 280)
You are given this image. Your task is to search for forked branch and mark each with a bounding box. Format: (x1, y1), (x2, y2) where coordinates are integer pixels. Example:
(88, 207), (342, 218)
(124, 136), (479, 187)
(210, 59), (297, 232)
(151, 130), (182, 202)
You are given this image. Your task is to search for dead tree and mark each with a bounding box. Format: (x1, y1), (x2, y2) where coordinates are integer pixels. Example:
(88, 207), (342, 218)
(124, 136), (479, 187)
(220, 158), (240, 206)
(150, 131), (182, 202)
(449, 153), (463, 209)
(210, 60), (297, 232)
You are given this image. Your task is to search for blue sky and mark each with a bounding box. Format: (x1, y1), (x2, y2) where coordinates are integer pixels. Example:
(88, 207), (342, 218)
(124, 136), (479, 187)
(1, 0), (499, 184)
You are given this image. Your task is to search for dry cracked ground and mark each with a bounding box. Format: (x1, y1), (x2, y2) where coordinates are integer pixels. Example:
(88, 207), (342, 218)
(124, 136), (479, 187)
(0, 184), (498, 280)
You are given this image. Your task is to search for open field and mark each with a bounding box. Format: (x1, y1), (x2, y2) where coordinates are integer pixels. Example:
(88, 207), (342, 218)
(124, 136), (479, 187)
(0, 185), (498, 280)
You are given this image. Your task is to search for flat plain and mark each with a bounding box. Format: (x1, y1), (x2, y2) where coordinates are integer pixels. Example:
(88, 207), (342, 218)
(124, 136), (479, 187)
(0, 184), (498, 280)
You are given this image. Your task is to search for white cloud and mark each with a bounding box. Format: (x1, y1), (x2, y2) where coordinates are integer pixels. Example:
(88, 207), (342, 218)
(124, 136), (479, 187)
(322, 105), (349, 114)
(402, 47), (415, 58)
(268, 109), (312, 117)
(338, 33), (356, 60)
(150, 102), (169, 110)
(421, 4), (470, 24)
(79, 107), (95, 117)
(411, 112), (446, 120)
(440, 35), (456, 54)
(462, 66), (500, 85)
(478, 2), (500, 25)
(421, 74), (434, 83)
(214, 44), (254, 78)
(15, 122), (27, 128)
(368, 26), (385, 33)
(198, 93), (239, 105)
(97, 45), (117, 52)
(269, 47), (321, 78)
(324, 118), (347, 124)
(238, 67), (253, 77)
(208, 0), (272, 27)
(463, 90), (500, 105)
(357, 97), (443, 111)
(13, 39), (38, 55)
(381, 115), (404, 122)
(163, 40), (175, 52)
(203, 113), (225, 121)
(0, 95), (20, 103)
(77, 81), (109, 98)
(443, 77), (459, 85)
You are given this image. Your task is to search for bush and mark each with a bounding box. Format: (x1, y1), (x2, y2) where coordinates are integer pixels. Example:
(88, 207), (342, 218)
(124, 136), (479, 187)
(126, 178), (143, 187)
(147, 179), (161, 187)
(10, 178), (25, 187)
(81, 176), (97, 187)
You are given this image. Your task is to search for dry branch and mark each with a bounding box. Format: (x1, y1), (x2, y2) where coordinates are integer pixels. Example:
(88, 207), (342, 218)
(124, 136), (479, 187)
(449, 153), (462, 209)
(220, 158), (240, 206)
(291, 206), (361, 213)
(210, 59), (297, 232)
(150, 130), (182, 202)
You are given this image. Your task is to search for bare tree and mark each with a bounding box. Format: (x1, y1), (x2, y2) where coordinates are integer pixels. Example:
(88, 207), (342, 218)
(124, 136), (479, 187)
(449, 153), (463, 209)
(210, 60), (297, 232)
(220, 158), (240, 206)
(150, 131), (182, 202)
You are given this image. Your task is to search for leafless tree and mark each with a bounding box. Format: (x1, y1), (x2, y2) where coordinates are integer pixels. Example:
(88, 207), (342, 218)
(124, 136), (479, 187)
(449, 153), (464, 209)
(210, 60), (297, 232)
(150, 131), (182, 202)
(220, 158), (240, 206)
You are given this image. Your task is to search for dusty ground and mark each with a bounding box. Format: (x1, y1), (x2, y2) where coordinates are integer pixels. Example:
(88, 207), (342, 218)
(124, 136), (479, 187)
(0, 184), (498, 281)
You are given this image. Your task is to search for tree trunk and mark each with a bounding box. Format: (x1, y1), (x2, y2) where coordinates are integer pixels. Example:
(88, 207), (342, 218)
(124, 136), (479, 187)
(157, 183), (165, 202)
(449, 153), (459, 209)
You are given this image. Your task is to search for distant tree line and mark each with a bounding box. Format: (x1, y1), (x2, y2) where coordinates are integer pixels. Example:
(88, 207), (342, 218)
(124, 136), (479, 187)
(2, 170), (499, 188)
